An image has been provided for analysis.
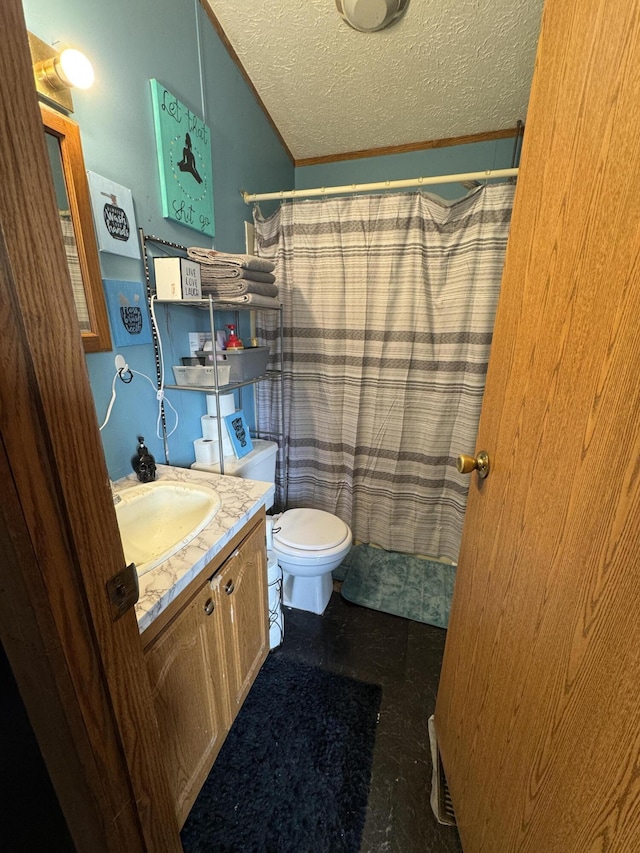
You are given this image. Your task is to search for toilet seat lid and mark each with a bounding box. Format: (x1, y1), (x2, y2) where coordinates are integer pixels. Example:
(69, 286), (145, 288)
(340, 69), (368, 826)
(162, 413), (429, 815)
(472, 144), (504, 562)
(274, 509), (349, 551)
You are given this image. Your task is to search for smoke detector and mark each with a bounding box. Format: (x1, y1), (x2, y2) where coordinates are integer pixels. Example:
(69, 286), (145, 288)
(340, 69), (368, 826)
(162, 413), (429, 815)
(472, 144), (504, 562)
(336, 0), (410, 32)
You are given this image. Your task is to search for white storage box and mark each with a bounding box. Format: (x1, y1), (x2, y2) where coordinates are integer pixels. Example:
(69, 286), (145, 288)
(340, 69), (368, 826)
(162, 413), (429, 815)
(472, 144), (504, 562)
(154, 257), (202, 300)
(189, 331), (211, 356)
(172, 364), (230, 387)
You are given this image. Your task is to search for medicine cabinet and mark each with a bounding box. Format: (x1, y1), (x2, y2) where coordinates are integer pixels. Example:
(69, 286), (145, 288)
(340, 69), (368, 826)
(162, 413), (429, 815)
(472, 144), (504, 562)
(41, 103), (112, 352)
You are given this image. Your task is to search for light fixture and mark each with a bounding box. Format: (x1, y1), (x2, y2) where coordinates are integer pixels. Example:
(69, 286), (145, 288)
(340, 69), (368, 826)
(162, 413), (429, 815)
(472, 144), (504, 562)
(335, 0), (410, 32)
(28, 31), (94, 113)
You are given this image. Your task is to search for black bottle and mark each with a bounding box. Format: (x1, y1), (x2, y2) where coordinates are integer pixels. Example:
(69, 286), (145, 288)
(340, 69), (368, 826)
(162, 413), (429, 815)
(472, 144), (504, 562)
(131, 435), (156, 483)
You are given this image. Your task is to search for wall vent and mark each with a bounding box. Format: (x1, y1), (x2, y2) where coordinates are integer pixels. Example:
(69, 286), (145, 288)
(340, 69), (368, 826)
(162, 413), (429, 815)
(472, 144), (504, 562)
(428, 715), (457, 826)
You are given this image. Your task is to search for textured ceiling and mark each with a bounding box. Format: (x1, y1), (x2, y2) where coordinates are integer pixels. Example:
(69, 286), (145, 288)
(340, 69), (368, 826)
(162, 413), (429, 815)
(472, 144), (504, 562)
(204, 0), (545, 162)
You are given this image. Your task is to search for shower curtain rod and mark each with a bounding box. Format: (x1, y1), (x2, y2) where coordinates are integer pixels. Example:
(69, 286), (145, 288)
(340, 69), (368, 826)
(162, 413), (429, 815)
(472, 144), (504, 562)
(241, 167), (518, 204)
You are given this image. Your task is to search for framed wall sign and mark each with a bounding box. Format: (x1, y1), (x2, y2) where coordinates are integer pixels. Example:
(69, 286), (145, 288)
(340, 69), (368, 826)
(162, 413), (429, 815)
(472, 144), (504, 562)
(87, 172), (140, 258)
(150, 79), (215, 237)
(224, 411), (253, 458)
(104, 279), (152, 347)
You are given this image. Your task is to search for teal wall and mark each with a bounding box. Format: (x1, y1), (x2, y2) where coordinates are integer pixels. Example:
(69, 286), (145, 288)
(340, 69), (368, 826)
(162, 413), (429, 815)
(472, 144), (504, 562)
(296, 137), (519, 200)
(22, 0), (519, 480)
(22, 0), (294, 478)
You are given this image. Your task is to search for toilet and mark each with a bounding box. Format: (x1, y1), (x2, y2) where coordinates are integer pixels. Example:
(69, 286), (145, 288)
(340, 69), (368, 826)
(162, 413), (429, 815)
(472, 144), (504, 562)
(192, 439), (352, 615)
(269, 507), (352, 615)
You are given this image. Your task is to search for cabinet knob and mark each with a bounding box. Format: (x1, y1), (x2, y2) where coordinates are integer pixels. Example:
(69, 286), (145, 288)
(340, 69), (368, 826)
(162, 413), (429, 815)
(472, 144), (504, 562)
(225, 580), (235, 596)
(203, 598), (215, 615)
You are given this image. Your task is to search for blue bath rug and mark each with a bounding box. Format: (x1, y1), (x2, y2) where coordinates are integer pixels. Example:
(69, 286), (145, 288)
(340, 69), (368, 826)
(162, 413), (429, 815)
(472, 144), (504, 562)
(336, 544), (456, 629)
(181, 653), (381, 853)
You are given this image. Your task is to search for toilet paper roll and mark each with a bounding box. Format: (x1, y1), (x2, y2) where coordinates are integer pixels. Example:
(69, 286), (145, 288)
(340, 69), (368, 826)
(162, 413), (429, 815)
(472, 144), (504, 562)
(193, 437), (233, 465)
(206, 392), (235, 418)
(200, 415), (234, 456)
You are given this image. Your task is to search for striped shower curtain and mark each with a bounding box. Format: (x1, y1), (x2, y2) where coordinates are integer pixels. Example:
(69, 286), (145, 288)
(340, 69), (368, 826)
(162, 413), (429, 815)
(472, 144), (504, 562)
(254, 184), (515, 561)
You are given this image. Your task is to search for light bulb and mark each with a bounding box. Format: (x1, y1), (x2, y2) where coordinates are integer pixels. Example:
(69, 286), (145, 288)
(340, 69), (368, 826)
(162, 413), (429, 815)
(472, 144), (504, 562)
(351, 0), (387, 30)
(57, 48), (94, 89)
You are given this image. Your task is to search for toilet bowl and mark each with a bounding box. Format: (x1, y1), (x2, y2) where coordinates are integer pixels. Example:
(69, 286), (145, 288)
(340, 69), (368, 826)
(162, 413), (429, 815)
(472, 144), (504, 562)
(192, 440), (351, 615)
(272, 508), (352, 615)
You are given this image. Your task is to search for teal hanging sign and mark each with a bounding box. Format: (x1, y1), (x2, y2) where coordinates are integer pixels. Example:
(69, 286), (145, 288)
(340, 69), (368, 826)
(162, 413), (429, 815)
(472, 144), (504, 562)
(150, 79), (214, 237)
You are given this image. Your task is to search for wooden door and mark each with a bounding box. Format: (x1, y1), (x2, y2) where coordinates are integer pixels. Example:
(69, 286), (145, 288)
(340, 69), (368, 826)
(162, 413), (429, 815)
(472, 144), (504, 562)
(0, 3), (179, 849)
(434, 0), (640, 851)
(215, 517), (269, 722)
(145, 579), (230, 827)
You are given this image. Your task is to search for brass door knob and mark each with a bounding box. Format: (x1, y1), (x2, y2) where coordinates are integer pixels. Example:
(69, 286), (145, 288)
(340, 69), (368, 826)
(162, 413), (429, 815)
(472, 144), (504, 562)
(456, 450), (490, 479)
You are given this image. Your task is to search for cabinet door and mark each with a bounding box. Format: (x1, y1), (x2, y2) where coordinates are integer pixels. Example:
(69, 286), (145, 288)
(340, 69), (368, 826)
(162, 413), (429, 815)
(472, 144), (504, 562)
(144, 581), (229, 827)
(214, 519), (269, 722)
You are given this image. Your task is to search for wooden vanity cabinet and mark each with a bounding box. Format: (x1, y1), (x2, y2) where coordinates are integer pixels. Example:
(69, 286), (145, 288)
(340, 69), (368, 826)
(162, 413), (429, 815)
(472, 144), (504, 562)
(213, 518), (270, 723)
(143, 578), (229, 826)
(142, 513), (268, 827)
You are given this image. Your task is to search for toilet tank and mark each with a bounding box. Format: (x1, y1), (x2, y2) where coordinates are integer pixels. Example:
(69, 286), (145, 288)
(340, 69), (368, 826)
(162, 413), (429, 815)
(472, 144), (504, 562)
(191, 439), (277, 483)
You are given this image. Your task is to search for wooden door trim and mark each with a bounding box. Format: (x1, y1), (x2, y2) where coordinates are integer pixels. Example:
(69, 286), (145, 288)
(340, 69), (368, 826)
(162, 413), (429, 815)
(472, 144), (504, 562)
(0, 3), (179, 850)
(0, 435), (137, 850)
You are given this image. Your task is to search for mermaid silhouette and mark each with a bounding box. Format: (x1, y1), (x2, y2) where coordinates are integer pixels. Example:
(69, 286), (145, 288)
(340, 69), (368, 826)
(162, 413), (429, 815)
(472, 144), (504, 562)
(177, 133), (202, 184)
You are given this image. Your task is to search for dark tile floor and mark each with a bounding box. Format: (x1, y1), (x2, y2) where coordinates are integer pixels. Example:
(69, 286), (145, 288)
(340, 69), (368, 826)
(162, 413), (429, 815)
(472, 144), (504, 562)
(2, 591), (463, 853)
(275, 587), (463, 853)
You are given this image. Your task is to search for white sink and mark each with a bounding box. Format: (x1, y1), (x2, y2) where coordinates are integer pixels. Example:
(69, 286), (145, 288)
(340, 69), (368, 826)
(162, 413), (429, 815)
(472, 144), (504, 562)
(115, 480), (222, 576)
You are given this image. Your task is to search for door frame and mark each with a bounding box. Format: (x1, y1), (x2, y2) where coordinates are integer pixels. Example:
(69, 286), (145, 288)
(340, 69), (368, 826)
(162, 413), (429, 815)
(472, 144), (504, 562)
(0, 3), (179, 849)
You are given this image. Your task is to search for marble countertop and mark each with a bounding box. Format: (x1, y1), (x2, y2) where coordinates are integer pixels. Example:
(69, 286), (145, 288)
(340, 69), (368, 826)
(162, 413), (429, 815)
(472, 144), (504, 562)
(112, 464), (274, 634)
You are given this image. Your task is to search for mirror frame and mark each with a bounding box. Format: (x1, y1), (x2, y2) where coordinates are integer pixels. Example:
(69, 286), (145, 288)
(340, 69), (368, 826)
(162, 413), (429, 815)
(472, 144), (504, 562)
(40, 104), (112, 353)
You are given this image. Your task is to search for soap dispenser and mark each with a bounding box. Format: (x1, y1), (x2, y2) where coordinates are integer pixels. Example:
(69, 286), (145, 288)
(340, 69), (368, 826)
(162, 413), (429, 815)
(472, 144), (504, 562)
(131, 435), (156, 483)
(225, 324), (244, 350)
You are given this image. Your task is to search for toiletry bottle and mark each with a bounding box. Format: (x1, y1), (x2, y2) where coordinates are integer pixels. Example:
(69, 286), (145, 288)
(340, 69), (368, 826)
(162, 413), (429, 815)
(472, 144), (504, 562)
(225, 324), (244, 350)
(131, 435), (156, 482)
